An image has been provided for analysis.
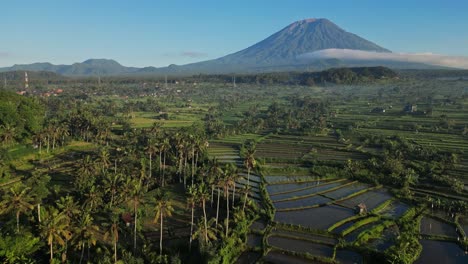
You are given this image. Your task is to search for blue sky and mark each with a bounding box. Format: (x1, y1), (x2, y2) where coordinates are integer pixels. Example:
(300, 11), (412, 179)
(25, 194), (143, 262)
(1, 0), (467, 67)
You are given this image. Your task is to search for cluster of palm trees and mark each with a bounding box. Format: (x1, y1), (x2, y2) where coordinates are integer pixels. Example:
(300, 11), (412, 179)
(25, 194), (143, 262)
(186, 157), (256, 253)
(0, 97), (259, 263)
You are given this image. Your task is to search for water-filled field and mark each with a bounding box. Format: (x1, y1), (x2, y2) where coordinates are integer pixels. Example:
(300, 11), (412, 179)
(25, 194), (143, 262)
(267, 236), (334, 257)
(415, 240), (468, 264)
(420, 216), (458, 238)
(247, 234), (262, 248)
(337, 188), (393, 210)
(335, 250), (364, 264)
(379, 201), (410, 218)
(275, 205), (355, 230)
(266, 180), (336, 194)
(274, 195), (332, 210)
(272, 229), (337, 244)
(271, 181), (347, 201)
(321, 183), (370, 200)
(263, 251), (314, 264)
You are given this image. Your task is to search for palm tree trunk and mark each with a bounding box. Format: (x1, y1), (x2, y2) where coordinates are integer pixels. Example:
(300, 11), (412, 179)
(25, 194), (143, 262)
(247, 167), (250, 187)
(211, 185), (214, 207)
(243, 192), (248, 212)
(216, 188), (220, 225)
(114, 236), (117, 264)
(232, 185), (236, 207)
(160, 213), (163, 256)
(134, 203), (137, 253)
(202, 200), (208, 243)
(189, 206), (194, 250)
(191, 148), (195, 187)
(79, 241), (85, 264)
(37, 203), (41, 223)
(178, 153), (183, 183)
(184, 155), (187, 188)
(162, 152), (166, 187)
(149, 152), (152, 180)
(159, 151), (162, 175)
(16, 211), (20, 233)
(50, 241), (53, 262)
(226, 188), (230, 237)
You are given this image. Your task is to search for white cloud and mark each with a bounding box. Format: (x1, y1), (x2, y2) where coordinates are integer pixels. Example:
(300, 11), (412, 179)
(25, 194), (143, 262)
(298, 49), (468, 69)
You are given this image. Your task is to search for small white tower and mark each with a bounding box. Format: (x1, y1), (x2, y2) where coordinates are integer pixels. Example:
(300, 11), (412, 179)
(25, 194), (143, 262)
(25, 72), (29, 89)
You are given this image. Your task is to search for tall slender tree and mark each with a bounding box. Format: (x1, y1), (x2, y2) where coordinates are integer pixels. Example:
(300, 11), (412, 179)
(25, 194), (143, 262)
(186, 185), (197, 250)
(197, 183), (210, 244)
(153, 190), (174, 256)
(0, 184), (34, 233)
(40, 207), (72, 263)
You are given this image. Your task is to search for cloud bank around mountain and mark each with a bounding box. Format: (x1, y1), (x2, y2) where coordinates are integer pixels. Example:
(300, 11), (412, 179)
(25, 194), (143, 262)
(299, 49), (468, 69)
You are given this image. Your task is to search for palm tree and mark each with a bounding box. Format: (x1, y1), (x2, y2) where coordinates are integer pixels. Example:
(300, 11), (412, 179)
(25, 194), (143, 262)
(84, 186), (103, 212)
(221, 164), (236, 237)
(208, 158), (221, 207)
(0, 124), (16, 146)
(103, 172), (123, 208)
(77, 155), (96, 190)
(127, 180), (146, 253)
(0, 184), (34, 233)
(145, 139), (158, 182)
(153, 190), (174, 256)
(186, 185), (197, 250)
(215, 175), (222, 226)
(74, 212), (99, 264)
(40, 207), (72, 263)
(98, 147), (111, 172)
(103, 212), (120, 264)
(197, 183), (210, 244)
(242, 186), (252, 213)
(192, 218), (218, 246)
(56, 195), (80, 220)
(160, 138), (170, 187)
(230, 166), (240, 207)
(243, 146), (256, 187)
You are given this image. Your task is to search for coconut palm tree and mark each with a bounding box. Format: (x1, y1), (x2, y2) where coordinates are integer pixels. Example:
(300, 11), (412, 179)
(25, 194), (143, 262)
(208, 158), (221, 207)
(153, 190), (174, 256)
(74, 212), (99, 264)
(192, 218), (218, 246)
(197, 183), (210, 244)
(220, 164), (236, 236)
(103, 212), (120, 264)
(145, 139), (158, 182)
(56, 195), (80, 221)
(230, 166), (240, 207)
(40, 207), (72, 263)
(0, 124), (16, 146)
(243, 146), (256, 187)
(84, 186), (103, 213)
(160, 137), (170, 187)
(127, 180), (146, 253)
(98, 147), (111, 171)
(0, 183), (34, 233)
(242, 186), (252, 213)
(103, 172), (123, 208)
(186, 185), (197, 250)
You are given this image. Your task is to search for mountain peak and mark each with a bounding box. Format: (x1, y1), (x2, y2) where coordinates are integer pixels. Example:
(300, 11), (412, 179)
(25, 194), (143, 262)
(82, 59), (122, 66)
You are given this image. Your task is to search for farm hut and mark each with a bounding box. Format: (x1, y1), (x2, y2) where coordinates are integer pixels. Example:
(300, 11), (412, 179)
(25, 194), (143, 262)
(122, 213), (133, 226)
(371, 107), (386, 113)
(404, 104), (417, 113)
(355, 203), (367, 215)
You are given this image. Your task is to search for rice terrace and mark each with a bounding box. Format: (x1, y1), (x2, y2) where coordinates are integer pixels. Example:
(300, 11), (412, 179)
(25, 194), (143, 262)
(1, 1), (468, 263)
